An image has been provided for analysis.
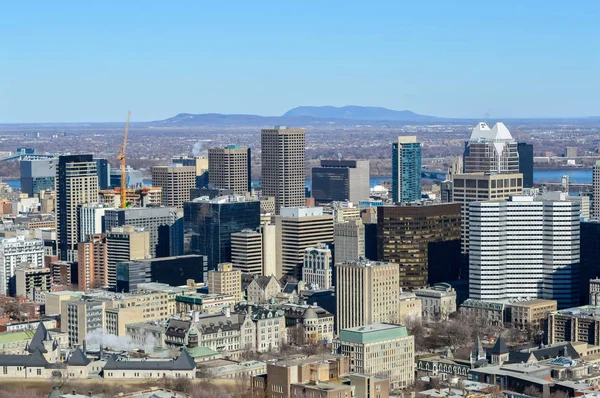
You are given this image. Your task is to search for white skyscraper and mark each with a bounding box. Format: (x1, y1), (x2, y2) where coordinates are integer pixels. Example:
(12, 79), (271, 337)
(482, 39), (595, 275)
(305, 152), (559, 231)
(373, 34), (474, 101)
(0, 236), (45, 295)
(469, 196), (580, 308)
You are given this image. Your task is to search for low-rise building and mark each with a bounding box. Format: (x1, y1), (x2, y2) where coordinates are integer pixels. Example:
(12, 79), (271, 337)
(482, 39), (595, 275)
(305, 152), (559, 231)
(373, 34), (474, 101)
(414, 283), (457, 321)
(15, 264), (51, 298)
(398, 292), (422, 323)
(103, 349), (196, 379)
(510, 299), (557, 330)
(278, 302), (334, 344)
(460, 298), (508, 326)
(547, 305), (600, 345)
(175, 293), (236, 314)
(246, 275), (281, 304)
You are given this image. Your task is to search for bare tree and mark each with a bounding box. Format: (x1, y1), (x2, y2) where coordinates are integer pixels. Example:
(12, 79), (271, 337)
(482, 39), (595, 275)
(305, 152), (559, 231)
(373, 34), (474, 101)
(523, 385), (542, 398)
(190, 381), (232, 398)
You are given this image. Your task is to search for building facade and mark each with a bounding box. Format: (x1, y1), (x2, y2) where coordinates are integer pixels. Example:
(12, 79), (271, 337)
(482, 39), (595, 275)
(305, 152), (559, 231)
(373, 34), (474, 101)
(414, 283), (457, 320)
(392, 136), (422, 203)
(208, 145), (251, 195)
(334, 219), (365, 264)
(208, 262), (242, 302)
(463, 122), (519, 174)
(20, 158), (55, 198)
(302, 243), (333, 290)
(106, 226), (150, 289)
(311, 159), (370, 204)
(77, 233), (108, 291)
(15, 264), (51, 298)
(594, 160), (600, 218)
(151, 165), (196, 208)
(231, 229), (263, 275)
(517, 142), (534, 188)
(0, 236), (44, 296)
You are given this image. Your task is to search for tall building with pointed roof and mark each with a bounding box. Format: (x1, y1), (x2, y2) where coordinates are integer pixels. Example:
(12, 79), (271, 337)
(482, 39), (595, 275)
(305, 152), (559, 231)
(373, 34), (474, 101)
(463, 122), (519, 174)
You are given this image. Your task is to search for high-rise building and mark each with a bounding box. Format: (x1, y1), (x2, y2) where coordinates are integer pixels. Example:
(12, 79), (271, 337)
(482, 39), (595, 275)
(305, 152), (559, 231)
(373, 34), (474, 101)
(56, 155), (99, 261)
(463, 122), (519, 174)
(580, 220), (600, 306)
(453, 172), (523, 254)
(77, 233), (107, 291)
(593, 161), (600, 218)
(95, 158), (111, 190)
(231, 229), (263, 275)
(517, 143), (534, 188)
(78, 203), (114, 242)
(106, 226), (150, 289)
(302, 243), (333, 289)
(334, 219), (365, 264)
(311, 159), (370, 205)
(208, 262), (242, 301)
(261, 126), (306, 214)
(377, 203), (462, 288)
(0, 236), (44, 296)
(104, 207), (183, 258)
(469, 196), (580, 308)
(392, 136), (422, 203)
(275, 207), (334, 280)
(261, 223), (277, 276)
(335, 259), (400, 333)
(151, 164), (196, 208)
(15, 264), (51, 298)
(208, 145), (251, 195)
(20, 158), (55, 198)
(184, 195), (260, 271)
(109, 165), (143, 189)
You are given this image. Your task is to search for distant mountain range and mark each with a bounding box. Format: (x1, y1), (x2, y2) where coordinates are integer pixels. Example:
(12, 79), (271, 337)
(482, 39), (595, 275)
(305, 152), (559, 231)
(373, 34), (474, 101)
(148, 106), (442, 127)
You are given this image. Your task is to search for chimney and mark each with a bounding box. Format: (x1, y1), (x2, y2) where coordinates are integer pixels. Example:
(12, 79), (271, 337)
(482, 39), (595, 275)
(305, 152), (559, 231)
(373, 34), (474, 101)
(82, 340), (87, 355)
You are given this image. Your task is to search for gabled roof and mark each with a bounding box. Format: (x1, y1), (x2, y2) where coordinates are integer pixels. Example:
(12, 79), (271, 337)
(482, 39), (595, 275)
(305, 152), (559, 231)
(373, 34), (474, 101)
(27, 323), (50, 353)
(67, 348), (90, 367)
(252, 275), (278, 289)
(172, 349), (196, 370)
(490, 337), (509, 355)
(0, 347), (49, 367)
(282, 283), (298, 294)
(104, 350), (196, 371)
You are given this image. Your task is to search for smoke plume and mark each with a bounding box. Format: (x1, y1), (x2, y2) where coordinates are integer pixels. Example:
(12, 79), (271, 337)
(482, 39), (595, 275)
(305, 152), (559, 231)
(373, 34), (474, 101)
(192, 142), (205, 156)
(85, 328), (157, 353)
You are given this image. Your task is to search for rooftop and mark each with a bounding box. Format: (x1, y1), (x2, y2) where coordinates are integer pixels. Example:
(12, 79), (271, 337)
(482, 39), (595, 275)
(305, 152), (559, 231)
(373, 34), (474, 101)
(339, 323), (409, 344)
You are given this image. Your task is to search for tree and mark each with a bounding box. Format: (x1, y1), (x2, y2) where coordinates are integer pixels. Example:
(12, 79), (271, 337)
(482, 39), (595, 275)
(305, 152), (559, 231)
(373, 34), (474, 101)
(523, 385), (542, 398)
(190, 381), (232, 398)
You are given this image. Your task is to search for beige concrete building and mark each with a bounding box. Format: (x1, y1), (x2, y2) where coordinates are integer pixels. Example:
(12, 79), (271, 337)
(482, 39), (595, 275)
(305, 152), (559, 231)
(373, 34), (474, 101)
(231, 229), (263, 275)
(398, 291), (423, 323)
(151, 164), (196, 208)
(208, 262), (242, 302)
(547, 305), (600, 345)
(106, 226), (150, 289)
(45, 290), (81, 315)
(172, 155), (208, 177)
(335, 323), (414, 390)
(591, 279), (600, 305)
(414, 283), (457, 321)
(336, 259), (400, 333)
(61, 299), (107, 346)
(279, 303), (335, 344)
(302, 243), (332, 289)
(77, 233), (107, 291)
(452, 172), (523, 253)
(261, 222), (277, 276)
(275, 207), (334, 280)
(261, 126), (306, 214)
(15, 264), (51, 298)
(208, 145), (251, 194)
(334, 218), (365, 264)
(510, 299), (557, 330)
(246, 275), (281, 304)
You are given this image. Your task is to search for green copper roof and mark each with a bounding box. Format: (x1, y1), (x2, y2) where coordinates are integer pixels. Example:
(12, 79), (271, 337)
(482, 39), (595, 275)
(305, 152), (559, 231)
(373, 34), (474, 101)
(0, 330), (36, 344)
(187, 345), (219, 359)
(339, 323), (409, 344)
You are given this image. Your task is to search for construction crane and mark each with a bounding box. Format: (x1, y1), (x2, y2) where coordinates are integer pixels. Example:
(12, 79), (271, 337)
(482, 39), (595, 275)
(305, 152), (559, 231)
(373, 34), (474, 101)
(118, 111), (131, 209)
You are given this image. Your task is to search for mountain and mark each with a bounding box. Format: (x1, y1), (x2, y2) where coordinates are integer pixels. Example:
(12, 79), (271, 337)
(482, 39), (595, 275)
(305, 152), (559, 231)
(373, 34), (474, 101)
(283, 105), (438, 121)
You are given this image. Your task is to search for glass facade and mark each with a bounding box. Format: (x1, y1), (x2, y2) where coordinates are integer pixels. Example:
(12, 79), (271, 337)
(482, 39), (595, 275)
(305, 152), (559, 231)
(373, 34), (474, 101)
(392, 142), (422, 203)
(517, 142), (534, 188)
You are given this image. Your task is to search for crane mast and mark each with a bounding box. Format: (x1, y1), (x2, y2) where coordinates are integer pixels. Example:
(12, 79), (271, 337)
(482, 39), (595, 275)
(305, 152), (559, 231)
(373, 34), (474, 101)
(118, 111), (131, 209)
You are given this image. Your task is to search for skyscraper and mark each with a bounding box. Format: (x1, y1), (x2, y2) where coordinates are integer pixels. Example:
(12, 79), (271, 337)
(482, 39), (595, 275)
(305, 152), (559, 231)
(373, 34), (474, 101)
(302, 243), (333, 289)
(56, 155), (99, 261)
(151, 164), (196, 208)
(208, 145), (251, 194)
(580, 221), (600, 306)
(231, 229), (263, 275)
(469, 196), (580, 308)
(392, 136), (422, 203)
(517, 142), (534, 188)
(106, 226), (150, 289)
(77, 233), (107, 291)
(463, 122), (519, 174)
(261, 126), (306, 214)
(78, 203), (115, 242)
(593, 161), (600, 218)
(334, 219), (365, 264)
(20, 158), (55, 197)
(311, 159), (370, 204)
(95, 158), (111, 190)
(377, 203), (462, 288)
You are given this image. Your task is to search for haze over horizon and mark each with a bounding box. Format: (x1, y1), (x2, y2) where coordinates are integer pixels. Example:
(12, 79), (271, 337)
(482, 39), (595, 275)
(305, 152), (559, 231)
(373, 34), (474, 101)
(2, 1), (600, 123)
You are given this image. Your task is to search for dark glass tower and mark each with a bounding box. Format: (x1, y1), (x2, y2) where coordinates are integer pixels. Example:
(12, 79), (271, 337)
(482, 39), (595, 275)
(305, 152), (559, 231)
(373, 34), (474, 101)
(580, 221), (600, 305)
(517, 142), (534, 188)
(392, 137), (422, 203)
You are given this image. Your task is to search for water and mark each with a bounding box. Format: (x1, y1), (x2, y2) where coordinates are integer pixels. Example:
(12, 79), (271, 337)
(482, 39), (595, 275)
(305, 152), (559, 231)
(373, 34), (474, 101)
(3, 170), (593, 190)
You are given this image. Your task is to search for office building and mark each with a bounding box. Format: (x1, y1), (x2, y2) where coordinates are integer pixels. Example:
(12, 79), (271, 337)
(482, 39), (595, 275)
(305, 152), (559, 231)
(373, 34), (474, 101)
(377, 203), (461, 288)
(261, 126), (306, 213)
(541, 191), (590, 219)
(469, 196), (580, 308)
(208, 145), (251, 194)
(109, 165), (143, 189)
(453, 172), (523, 253)
(302, 243), (333, 290)
(61, 299), (106, 346)
(56, 155), (99, 261)
(336, 259), (400, 333)
(517, 142), (534, 188)
(231, 229), (263, 275)
(78, 203), (114, 242)
(463, 122), (519, 174)
(208, 262), (242, 301)
(20, 158), (55, 197)
(77, 233), (107, 291)
(151, 164), (196, 208)
(0, 236), (44, 296)
(594, 161), (600, 218)
(275, 207), (334, 280)
(440, 180), (453, 203)
(334, 323), (414, 390)
(184, 195), (260, 271)
(334, 219), (365, 264)
(104, 207), (183, 258)
(95, 158), (111, 190)
(546, 305), (600, 346)
(582, 222), (600, 305)
(106, 226), (150, 289)
(172, 155), (209, 182)
(510, 299), (557, 330)
(261, 223), (277, 276)
(311, 159), (370, 204)
(15, 264), (51, 298)
(392, 136), (422, 203)
(414, 283), (457, 320)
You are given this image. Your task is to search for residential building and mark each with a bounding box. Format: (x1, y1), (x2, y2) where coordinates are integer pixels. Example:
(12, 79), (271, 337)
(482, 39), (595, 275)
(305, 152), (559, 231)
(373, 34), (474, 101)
(398, 292), (423, 323)
(392, 136), (422, 202)
(104, 207), (183, 258)
(20, 158), (55, 197)
(78, 203), (114, 242)
(261, 126), (306, 213)
(275, 207), (334, 280)
(56, 155), (99, 261)
(463, 122), (519, 174)
(106, 226), (150, 289)
(302, 243), (332, 290)
(77, 233), (107, 291)
(594, 160), (600, 218)
(377, 203), (462, 288)
(518, 142), (534, 188)
(61, 299), (106, 346)
(184, 195), (260, 271)
(453, 172), (523, 254)
(510, 299), (557, 330)
(208, 262), (242, 302)
(15, 264), (51, 298)
(0, 236), (44, 296)
(334, 219), (365, 264)
(278, 302), (334, 344)
(50, 261), (75, 286)
(469, 196), (580, 308)
(336, 259), (400, 333)
(151, 164), (196, 208)
(208, 145), (251, 194)
(311, 159), (370, 204)
(246, 275), (281, 304)
(231, 229), (263, 275)
(414, 283), (457, 321)
(335, 323), (414, 390)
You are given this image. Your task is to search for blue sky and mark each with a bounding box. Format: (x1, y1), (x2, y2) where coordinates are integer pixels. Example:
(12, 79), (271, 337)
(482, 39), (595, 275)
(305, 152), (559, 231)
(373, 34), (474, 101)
(1, 1), (599, 122)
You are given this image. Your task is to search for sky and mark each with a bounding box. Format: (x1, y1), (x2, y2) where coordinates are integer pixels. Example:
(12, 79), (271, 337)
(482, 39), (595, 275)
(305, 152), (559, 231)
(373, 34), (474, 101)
(1, 1), (599, 122)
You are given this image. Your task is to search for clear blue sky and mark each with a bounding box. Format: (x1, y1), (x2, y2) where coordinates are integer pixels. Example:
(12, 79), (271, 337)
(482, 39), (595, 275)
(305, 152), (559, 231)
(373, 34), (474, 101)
(1, 1), (599, 122)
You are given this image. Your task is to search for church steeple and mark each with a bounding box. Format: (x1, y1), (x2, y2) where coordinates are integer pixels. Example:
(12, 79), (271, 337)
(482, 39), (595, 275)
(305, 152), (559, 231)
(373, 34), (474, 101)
(471, 335), (486, 365)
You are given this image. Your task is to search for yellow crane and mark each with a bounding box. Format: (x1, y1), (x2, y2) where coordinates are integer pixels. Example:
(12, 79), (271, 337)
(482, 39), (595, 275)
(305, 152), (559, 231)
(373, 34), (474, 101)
(118, 111), (131, 209)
